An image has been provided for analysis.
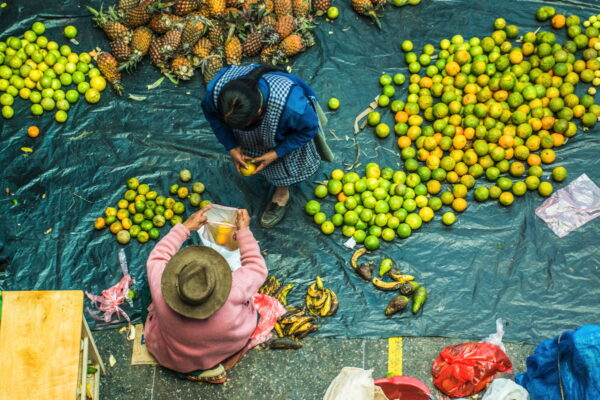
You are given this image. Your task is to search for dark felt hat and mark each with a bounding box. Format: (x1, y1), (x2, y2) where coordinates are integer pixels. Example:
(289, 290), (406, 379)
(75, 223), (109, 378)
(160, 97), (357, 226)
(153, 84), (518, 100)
(161, 246), (232, 319)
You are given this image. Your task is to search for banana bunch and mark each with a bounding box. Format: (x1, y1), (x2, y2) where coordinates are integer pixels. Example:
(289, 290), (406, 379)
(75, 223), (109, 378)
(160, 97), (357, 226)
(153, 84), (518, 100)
(306, 276), (339, 317)
(274, 306), (319, 340)
(259, 276), (295, 306)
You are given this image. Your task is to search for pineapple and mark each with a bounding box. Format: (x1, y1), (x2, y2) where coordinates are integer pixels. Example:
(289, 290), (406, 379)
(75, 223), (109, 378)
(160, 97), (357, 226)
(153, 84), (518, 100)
(110, 39), (132, 61)
(292, 0), (310, 17)
(242, 30), (263, 57)
(198, 2), (212, 17)
(207, 0), (226, 17)
(275, 15), (296, 40)
(224, 7), (242, 19)
(241, 0), (260, 12)
(116, 0), (139, 12)
(119, 26), (153, 70)
(264, 0), (274, 14)
(261, 14), (278, 29)
(201, 54), (224, 84)
(149, 36), (166, 68)
(192, 37), (214, 59)
(171, 56), (194, 80)
(278, 33), (303, 56)
(273, 0), (292, 17)
(149, 13), (184, 34)
(180, 19), (206, 53)
(312, 0), (330, 16)
(161, 29), (183, 58)
(260, 45), (277, 64)
(207, 21), (225, 47)
(122, 0), (155, 28)
(88, 6), (132, 43)
(173, 0), (199, 16)
(224, 26), (242, 65)
(95, 51), (124, 94)
(351, 0), (381, 29)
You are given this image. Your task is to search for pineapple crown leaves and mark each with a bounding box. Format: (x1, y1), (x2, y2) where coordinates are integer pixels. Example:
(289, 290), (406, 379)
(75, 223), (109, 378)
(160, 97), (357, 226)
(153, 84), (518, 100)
(198, 54), (223, 74)
(186, 14), (214, 29)
(294, 16), (316, 32)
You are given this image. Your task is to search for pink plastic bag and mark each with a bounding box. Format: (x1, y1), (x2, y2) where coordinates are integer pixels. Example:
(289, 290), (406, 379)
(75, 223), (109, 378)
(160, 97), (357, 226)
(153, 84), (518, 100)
(246, 293), (287, 349)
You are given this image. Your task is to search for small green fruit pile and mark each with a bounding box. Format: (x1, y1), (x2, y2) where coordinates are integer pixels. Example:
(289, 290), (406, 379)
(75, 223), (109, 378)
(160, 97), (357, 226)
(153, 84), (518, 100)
(94, 170), (210, 245)
(0, 21), (105, 123)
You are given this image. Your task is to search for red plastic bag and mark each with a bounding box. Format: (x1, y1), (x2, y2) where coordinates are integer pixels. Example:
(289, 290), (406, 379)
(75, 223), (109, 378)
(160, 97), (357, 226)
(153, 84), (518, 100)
(246, 293), (287, 349)
(432, 342), (513, 397)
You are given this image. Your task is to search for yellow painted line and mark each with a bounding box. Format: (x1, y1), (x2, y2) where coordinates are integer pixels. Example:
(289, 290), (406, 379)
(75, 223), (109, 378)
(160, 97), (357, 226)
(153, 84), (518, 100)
(388, 337), (403, 376)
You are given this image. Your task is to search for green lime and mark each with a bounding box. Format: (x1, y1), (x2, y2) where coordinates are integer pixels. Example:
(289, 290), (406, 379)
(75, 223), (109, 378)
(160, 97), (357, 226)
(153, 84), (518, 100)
(442, 212), (456, 225)
(55, 110), (68, 123)
(328, 97), (340, 110)
(32, 22), (46, 35)
(326, 6), (339, 19)
(65, 89), (79, 103)
(148, 228), (160, 240)
(77, 81), (90, 94)
(1, 105), (14, 119)
(31, 103), (43, 115)
(64, 26), (78, 39)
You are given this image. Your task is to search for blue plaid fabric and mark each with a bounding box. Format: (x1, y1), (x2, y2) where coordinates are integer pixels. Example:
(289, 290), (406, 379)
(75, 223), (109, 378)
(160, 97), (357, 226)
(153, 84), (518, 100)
(212, 66), (320, 187)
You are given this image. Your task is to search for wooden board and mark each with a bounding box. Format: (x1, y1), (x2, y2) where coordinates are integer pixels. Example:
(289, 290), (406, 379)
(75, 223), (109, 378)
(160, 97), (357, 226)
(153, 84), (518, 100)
(0, 291), (84, 400)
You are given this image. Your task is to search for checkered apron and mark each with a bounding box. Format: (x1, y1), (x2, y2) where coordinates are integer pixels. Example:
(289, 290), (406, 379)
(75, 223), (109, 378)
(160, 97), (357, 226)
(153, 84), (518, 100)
(212, 66), (320, 187)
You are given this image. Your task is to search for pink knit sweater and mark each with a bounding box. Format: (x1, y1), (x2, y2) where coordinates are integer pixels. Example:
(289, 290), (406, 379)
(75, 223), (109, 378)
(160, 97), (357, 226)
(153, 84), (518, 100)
(144, 223), (268, 373)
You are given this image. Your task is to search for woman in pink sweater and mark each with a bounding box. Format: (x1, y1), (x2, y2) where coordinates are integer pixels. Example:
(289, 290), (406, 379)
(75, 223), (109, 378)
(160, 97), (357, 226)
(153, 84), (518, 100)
(144, 206), (268, 383)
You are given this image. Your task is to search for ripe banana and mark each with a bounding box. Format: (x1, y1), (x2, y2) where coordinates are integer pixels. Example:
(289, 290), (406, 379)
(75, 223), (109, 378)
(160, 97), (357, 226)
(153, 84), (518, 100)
(388, 270), (415, 283)
(275, 283), (295, 306)
(351, 247), (367, 269)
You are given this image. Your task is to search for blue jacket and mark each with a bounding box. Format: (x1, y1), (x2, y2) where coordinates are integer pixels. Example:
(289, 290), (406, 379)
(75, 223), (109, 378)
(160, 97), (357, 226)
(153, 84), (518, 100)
(201, 66), (320, 158)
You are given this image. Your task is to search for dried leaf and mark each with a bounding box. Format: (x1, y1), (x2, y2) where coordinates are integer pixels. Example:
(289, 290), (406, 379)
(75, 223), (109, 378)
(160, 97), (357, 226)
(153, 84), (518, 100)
(119, 326), (127, 333)
(127, 325), (136, 341)
(21, 147), (33, 153)
(128, 94), (147, 101)
(70, 38), (80, 45)
(109, 354), (117, 367)
(41, 193), (46, 199)
(147, 77), (164, 90)
(44, 228), (52, 235)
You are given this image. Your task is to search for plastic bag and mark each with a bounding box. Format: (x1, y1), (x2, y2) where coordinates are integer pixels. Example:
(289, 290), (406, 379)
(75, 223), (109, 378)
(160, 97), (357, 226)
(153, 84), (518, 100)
(535, 174), (600, 238)
(246, 293), (287, 349)
(323, 367), (375, 400)
(516, 325), (600, 400)
(432, 319), (513, 397)
(481, 378), (529, 400)
(197, 204), (242, 271)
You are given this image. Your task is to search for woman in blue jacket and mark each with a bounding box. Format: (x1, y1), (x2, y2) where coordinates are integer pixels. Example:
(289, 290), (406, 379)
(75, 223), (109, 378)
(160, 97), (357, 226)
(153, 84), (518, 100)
(202, 64), (330, 228)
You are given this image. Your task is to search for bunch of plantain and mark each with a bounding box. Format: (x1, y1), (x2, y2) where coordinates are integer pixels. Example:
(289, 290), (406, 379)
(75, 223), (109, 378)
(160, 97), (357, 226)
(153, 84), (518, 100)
(349, 249), (428, 316)
(274, 306), (319, 343)
(259, 276), (295, 306)
(306, 276), (339, 317)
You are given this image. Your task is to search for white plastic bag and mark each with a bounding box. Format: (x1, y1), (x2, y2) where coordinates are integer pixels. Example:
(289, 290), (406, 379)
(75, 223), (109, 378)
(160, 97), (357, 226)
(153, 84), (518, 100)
(197, 204), (242, 271)
(481, 378), (529, 400)
(323, 367), (375, 400)
(482, 318), (507, 353)
(535, 174), (600, 238)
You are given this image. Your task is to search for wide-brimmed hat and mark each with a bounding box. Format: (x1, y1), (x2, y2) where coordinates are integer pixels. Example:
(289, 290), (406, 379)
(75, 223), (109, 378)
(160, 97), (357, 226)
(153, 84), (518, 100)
(161, 245), (232, 319)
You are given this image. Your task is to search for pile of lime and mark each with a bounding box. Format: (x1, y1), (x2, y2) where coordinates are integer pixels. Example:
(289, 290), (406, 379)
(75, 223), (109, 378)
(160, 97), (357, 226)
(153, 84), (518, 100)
(0, 22), (106, 123)
(306, 165), (445, 251)
(363, 7), (599, 214)
(304, 7), (600, 250)
(94, 170), (210, 245)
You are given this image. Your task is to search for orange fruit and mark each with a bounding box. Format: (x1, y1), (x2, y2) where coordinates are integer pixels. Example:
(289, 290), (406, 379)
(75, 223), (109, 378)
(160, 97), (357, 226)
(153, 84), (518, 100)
(105, 207), (117, 217)
(527, 154), (542, 166)
(445, 61), (460, 76)
(526, 135), (541, 151)
(551, 133), (565, 147)
(397, 136), (411, 148)
(109, 221), (123, 234)
(121, 217), (133, 230)
(464, 127), (475, 140)
(331, 169), (345, 180)
(504, 147), (514, 160)
(540, 149), (556, 164)
(337, 192), (348, 202)
(452, 135), (467, 150)
(240, 161), (257, 176)
(427, 180), (441, 194)
(551, 14), (566, 28)
(498, 135), (514, 149)
(451, 198), (468, 212)
(177, 187), (189, 199)
(395, 111), (409, 123)
(27, 126), (40, 138)
(94, 217), (106, 230)
(514, 145), (530, 160)
(541, 116), (556, 130)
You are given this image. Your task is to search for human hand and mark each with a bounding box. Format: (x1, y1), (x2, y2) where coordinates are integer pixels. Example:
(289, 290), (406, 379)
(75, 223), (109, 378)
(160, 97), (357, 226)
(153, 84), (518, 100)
(229, 147), (249, 174)
(182, 205), (212, 231)
(252, 150), (278, 173)
(235, 209), (251, 230)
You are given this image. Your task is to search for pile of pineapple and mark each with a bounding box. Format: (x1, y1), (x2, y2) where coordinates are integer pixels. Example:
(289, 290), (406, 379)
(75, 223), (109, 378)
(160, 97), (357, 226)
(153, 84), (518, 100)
(351, 0), (421, 29)
(89, 0), (330, 90)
